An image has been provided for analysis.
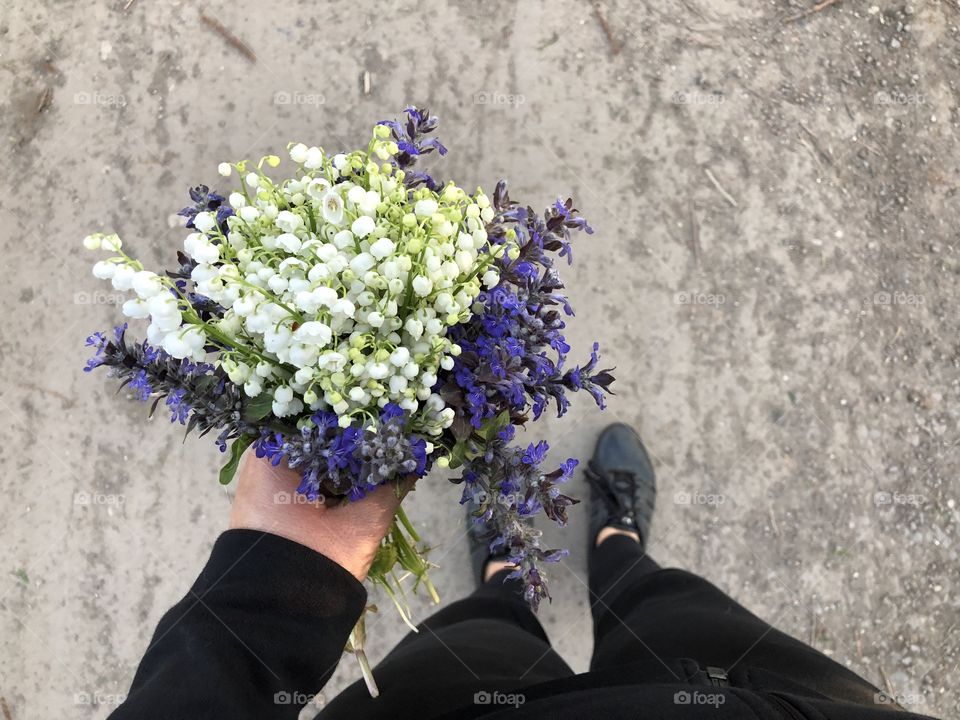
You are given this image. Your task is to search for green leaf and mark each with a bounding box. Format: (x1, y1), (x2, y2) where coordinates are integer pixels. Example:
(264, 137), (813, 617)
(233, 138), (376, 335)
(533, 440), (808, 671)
(448, 438), (484, 470)
(368, 543), (399, 578)
(219, 434), (255, 485)
(448, 442), (467, 469)
(449, 440), (477, 469)
(481, 410), (512, 442)
(242, 393), (274, 422)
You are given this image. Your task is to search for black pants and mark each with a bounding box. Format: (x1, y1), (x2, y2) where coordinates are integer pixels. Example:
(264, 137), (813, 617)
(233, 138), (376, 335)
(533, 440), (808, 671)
(321, 535), (885, 719)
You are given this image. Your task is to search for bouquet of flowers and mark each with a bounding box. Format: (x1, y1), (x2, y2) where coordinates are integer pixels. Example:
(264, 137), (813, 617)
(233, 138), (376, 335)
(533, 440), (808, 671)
(83, 106), (613, 692)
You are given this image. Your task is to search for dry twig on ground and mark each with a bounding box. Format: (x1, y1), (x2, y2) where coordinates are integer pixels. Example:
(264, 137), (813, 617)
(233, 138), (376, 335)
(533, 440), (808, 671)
(786, 0), (842, 23)
(592, 3), (621, 56)
(200, 13), (257, 62)
(704, 168), (738, 207)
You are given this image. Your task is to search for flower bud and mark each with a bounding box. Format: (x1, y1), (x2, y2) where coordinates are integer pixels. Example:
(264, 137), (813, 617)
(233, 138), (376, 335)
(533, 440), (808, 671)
(414, 198), (438, 217)
(412, 275), (433, 297)
(101, 234), (122, 252)
(482, 270), (500, 288)
(244, 378), (263, 397)
(305, 147), (324, 169)
(92, 261), (116, 279)
(351, 215), (376, 239)
(289, 143), (308, 163)
(122, 298), (151, 319)
(227, 362), (251, 384)
(368, 362), (389, 380)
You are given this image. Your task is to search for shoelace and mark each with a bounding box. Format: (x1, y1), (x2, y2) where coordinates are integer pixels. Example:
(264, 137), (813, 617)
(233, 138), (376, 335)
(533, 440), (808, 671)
(585, 466), (639, 528)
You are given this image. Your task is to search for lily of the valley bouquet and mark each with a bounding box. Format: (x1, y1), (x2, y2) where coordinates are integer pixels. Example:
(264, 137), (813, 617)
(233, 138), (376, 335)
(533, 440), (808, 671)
(83, 107), (613, 692)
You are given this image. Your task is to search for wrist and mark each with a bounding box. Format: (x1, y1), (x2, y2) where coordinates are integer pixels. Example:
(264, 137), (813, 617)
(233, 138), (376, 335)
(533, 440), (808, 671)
(229, 508), (377, 581)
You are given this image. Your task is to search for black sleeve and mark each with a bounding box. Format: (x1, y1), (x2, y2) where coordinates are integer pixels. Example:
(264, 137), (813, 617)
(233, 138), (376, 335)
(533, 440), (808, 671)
(109, 529), (367, 720)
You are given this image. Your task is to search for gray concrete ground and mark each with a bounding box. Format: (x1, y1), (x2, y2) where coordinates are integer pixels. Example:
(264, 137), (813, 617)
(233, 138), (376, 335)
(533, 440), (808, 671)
(1, 0), (958, 717)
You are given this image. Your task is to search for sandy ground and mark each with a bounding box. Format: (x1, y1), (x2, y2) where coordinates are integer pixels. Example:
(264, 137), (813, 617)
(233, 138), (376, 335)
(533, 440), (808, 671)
(1, 0), (958, 718)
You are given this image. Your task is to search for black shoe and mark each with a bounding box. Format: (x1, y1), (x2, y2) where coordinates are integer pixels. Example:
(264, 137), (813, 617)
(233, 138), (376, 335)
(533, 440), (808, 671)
(585, 423), (657, 550)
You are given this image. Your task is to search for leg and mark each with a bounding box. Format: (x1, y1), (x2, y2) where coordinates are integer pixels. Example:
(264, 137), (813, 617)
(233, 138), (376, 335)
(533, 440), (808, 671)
(588, 536), (884, 705)
(585, 423), (888, 707)
(588, 533), (762, 669)
(320, 572), (571, 719)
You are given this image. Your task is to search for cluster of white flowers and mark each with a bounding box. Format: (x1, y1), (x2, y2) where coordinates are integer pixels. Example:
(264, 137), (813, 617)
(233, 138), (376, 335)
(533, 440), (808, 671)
(86, 233), (208, 357)
(86, 124), (506, 436)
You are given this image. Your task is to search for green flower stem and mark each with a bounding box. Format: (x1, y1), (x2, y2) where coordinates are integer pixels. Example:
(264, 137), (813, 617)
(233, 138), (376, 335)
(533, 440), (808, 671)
(230, 277), (305, 323)
(395, 505), (420, 543)
(366, 508), (441, 635)
(372, 573), (416, 631)
(154, 279), (273, 367)
(347, 614), (379, 698)
(389, 514), (440, 604)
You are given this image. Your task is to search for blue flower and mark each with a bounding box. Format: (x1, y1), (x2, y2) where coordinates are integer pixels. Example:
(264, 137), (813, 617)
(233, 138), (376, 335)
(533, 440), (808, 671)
(410, 437), (428, 475)
(557, 458), (578, 483)
(166, 388), (191, 424)
(327, 426), (361, 475)
(522, 440), (549, 466)
(376, 107), (447, 189)
(85, 331), (106, 350)
(297, 468), (323, 500)
(129, 370), (152, 402)
(380, 402), (405, 424)
(253, 431), (286, 466)
(310, 411), (339, 435)
(514, 261), (538, 279)
(84, 331), (107, 372)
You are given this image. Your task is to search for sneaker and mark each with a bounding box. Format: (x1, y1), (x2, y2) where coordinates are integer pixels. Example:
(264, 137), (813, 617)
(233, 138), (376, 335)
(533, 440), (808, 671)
(585, 422), (657, 550)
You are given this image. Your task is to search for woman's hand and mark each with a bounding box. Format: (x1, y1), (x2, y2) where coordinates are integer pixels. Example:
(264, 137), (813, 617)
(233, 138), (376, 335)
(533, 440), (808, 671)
(229, 454), (410, 582)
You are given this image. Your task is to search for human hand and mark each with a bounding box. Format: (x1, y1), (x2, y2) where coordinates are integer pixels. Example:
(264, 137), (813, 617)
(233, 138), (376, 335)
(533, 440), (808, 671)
(228, 453), (411, 582)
